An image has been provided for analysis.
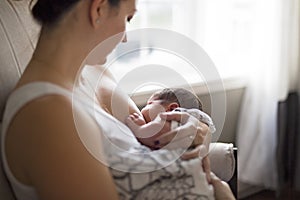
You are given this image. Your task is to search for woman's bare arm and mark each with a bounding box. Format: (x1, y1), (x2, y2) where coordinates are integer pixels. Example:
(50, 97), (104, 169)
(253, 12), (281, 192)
(5, 95), (119, 200)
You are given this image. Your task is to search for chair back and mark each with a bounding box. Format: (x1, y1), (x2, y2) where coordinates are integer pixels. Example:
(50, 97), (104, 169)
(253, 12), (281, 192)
(0, 1), (40, 199)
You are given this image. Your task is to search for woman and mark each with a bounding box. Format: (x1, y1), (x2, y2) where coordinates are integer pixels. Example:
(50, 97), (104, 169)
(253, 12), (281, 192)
(1, 0), (234, 199)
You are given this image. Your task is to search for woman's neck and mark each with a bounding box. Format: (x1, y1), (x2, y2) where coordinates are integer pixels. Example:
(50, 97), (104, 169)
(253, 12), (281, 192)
(22, 26), (91, 90)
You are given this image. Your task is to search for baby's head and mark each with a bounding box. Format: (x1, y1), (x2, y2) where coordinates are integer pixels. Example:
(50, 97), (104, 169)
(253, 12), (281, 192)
(141, 88), (202, 123)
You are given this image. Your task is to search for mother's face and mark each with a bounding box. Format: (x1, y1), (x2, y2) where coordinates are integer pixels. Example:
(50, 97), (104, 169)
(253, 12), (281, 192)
(106, 0), (136, 42)
(90, 0), (137, 64)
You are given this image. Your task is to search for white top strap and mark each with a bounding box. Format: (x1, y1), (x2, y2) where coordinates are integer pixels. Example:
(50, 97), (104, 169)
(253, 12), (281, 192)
(1, 82), (72, 200)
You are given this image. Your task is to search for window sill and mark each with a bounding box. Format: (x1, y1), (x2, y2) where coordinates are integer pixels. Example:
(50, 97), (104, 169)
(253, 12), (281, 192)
(130, 76), (248, 106)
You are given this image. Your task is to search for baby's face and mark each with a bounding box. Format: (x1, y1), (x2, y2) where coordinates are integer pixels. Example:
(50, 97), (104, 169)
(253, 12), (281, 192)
(141, 96), (168, 123)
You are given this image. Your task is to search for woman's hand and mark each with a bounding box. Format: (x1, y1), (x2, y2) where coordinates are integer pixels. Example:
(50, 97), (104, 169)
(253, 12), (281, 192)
(181, 121), (211, 160)
(155, 112), (209, 149)
(199, 145), (236, 200)
(191, 121), (209, 147)
(209, 172), (236, 200)
(151, 112), (208, 150)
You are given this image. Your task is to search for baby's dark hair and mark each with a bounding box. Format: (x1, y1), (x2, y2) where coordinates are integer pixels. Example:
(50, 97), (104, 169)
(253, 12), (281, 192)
(152, 88), (203, 111)
(31, 0), (121, 26)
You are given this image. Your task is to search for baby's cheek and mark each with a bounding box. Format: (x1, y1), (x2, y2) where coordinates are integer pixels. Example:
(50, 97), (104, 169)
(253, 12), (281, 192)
(149, 105), (167, 120)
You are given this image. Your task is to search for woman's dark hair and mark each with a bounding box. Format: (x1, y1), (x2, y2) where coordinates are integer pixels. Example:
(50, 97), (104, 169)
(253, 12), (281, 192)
(152, 88), (203, 111)
(31, 0), (121, 26)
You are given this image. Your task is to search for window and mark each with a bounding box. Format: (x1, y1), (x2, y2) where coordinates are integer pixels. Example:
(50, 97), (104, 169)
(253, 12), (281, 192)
(105, 0), (269, 94)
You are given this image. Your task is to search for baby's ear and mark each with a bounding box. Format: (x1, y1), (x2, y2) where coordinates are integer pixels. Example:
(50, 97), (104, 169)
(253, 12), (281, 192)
(167, 103), (179, 111)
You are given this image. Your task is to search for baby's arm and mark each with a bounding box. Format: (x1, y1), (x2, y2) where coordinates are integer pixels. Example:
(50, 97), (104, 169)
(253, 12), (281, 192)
(126, 114), (171, 146)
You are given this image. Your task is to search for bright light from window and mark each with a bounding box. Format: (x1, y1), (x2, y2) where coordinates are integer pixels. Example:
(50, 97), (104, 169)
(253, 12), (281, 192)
(106, 0), (277, 93)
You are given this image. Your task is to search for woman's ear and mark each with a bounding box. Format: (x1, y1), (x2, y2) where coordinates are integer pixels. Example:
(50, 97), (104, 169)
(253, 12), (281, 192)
(89, 0), (108, 28)
(166, 103), (179, 111)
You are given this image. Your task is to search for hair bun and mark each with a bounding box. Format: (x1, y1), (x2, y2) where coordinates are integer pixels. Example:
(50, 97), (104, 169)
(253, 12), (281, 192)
(31, 0), (78, 26)
(32, 0), (52, 25)
(31, 0), (120, 26)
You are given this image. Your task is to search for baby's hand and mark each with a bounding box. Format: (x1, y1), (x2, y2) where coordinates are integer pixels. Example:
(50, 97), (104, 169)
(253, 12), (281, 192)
(128, 113), (146, 126)
(125, 114), (171, 148)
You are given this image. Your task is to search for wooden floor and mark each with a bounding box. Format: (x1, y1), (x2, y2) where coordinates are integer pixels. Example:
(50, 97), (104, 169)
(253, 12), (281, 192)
(242, 189), (300, 200)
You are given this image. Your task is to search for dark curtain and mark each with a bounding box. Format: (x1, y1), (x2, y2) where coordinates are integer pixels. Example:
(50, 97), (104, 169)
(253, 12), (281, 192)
(277, 92), (299, 196)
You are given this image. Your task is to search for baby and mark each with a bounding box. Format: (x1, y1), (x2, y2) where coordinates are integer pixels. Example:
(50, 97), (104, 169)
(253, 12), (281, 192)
(126, 88), (216, 147)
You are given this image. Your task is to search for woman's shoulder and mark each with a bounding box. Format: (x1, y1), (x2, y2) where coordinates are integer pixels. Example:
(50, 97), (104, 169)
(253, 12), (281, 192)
(5, 93), (118, 199)
(6, 93), (79, 146)
(4, 81), (101, 160)
(7, 83), (99, 139)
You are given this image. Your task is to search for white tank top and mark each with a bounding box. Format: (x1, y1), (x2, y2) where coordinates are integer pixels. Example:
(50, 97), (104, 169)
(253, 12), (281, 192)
(1, 82), (214, 200)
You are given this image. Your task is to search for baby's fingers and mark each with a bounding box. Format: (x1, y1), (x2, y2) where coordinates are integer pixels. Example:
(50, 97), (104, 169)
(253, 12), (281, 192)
(125, 116), (140, 131)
